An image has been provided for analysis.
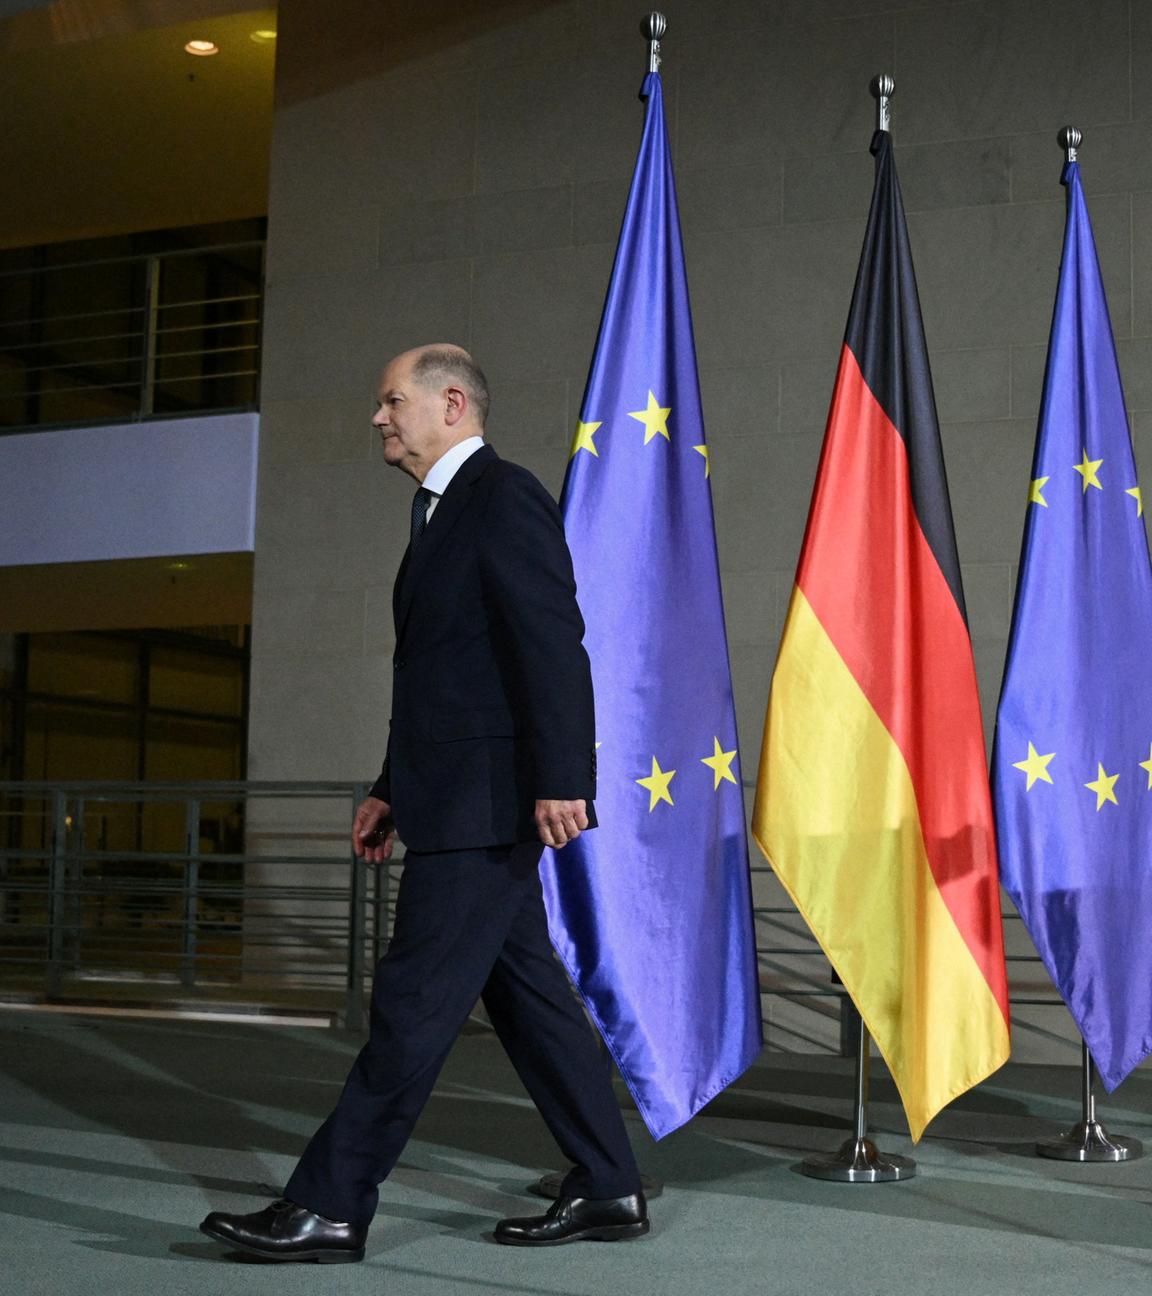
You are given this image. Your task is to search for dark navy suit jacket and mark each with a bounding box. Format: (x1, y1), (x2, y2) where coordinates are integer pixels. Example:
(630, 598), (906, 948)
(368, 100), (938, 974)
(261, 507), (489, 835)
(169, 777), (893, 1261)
(369, 442), (598, 851)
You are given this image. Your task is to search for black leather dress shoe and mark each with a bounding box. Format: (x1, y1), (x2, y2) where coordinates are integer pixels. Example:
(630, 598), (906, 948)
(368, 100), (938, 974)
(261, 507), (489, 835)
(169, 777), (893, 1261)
(199, 1197), (366, 1263)
(494, 1192), (649, 1246)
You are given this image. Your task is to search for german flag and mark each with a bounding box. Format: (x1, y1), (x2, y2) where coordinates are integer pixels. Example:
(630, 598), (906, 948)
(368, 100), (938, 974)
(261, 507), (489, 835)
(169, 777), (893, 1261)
(752, 130), (1010, 1140)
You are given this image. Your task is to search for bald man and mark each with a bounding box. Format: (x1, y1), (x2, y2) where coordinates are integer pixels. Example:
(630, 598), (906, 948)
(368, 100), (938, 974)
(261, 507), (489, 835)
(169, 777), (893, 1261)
(200, 346), (646, 1262)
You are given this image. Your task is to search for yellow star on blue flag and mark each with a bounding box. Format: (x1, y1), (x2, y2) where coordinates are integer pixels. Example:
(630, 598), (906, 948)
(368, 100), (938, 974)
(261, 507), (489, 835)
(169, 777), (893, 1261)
(701, 736), (737, 789)
(628, 391), (671, 444)
(636, 756), (676, 811)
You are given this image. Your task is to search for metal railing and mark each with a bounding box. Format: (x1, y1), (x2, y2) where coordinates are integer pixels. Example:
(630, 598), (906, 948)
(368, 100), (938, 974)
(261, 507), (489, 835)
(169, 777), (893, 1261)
(0, 780), (1063, 1042)
(0, 240), (264, 432)
(0, 781), (380, 1029)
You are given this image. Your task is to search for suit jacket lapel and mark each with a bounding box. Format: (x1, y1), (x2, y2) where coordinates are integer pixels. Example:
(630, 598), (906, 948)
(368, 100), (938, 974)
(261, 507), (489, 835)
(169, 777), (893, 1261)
(394, 443), (497, 645)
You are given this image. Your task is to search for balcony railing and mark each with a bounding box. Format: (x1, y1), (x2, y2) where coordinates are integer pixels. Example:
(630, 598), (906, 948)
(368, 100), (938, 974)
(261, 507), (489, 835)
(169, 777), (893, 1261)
(0, 240), (264, 433)
(0, 780), (1067, 1047)
(0, 780), (378, 1029)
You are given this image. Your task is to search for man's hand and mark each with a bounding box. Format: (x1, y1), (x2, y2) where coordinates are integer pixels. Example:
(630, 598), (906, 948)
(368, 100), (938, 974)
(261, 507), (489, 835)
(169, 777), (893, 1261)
(535, 798), (589, 849)
(353, 795), (396, 863)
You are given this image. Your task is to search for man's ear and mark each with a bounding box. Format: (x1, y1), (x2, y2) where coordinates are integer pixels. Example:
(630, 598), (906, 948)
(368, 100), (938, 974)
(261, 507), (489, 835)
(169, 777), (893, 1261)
(444, 385), (468, 427)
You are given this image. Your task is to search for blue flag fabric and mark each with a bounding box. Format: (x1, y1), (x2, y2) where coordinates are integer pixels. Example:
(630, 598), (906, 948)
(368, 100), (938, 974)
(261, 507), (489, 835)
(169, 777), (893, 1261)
(538, 71), (763, 1138)
(992, 161), (1152, 1090)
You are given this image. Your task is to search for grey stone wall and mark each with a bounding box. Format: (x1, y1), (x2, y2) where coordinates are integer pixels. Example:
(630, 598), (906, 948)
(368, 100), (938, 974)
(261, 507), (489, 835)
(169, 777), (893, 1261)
(250, 0), (1152, 1062)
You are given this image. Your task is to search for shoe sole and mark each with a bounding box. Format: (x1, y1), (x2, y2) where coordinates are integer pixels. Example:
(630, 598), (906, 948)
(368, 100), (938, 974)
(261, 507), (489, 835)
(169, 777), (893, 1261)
(495, 1220), (650, 1246)
(198, 1221), (365, 1263)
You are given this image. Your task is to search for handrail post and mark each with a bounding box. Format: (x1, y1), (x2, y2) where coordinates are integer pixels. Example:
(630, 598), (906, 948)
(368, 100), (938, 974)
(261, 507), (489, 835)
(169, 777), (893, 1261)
(344, 783), (369, 1031)
(374, 848), (391, 967)
(181, 796), (201, 989)
(66, 792), (86, 974)
(139, 254), (160, 417)
(47, 791), (68, 998)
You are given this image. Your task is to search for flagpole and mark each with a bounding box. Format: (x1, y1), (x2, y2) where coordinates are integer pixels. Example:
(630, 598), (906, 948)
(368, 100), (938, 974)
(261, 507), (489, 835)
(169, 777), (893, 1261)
(1037, 1039), (1143, 1162)
(531, 15), (676, 1201)
(1020, 123), (1143, 1167)
(799, 76), (918, 1182)
(801, 1001), (916, 1182)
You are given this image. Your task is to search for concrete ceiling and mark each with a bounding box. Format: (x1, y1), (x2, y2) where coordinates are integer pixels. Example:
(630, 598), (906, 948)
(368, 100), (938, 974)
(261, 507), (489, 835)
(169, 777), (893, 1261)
(0, 2), (276, 247)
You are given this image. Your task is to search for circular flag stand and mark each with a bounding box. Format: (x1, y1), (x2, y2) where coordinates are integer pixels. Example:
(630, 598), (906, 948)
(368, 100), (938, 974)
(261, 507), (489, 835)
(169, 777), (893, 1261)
(801, 1003), (916, 1183)
(1036, 1040), (1143, 1163)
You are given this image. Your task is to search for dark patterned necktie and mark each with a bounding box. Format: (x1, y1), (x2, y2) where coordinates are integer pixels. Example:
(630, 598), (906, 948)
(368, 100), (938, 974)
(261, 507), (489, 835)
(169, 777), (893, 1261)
(409, 486), (432, 548)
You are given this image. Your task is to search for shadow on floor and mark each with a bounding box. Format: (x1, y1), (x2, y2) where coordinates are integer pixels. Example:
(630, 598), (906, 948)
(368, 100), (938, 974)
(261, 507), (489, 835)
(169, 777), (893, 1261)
(1, 1011), (1151, 1264)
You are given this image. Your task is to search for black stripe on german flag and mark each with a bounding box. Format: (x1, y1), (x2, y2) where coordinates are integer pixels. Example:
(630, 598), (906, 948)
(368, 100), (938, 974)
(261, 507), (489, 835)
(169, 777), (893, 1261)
(843, 130), (967, 624)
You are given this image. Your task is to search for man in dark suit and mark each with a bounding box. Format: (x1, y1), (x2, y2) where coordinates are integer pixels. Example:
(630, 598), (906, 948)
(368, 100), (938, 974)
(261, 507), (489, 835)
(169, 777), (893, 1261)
(200, 344), (647, 1263)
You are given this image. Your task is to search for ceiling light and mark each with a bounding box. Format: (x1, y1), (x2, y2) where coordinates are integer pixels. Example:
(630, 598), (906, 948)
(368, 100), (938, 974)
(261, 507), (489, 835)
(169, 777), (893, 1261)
(250, 29), (277, 44)
(185, 39), (219, 56)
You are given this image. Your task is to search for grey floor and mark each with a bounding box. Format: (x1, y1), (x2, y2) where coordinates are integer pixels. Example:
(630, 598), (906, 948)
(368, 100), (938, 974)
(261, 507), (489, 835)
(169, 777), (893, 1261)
(1, 1009), (1150, 1296)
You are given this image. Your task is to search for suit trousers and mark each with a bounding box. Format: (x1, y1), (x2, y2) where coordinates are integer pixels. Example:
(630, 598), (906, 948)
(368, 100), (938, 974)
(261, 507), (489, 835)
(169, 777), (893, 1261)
(281, 840), (642, 1230)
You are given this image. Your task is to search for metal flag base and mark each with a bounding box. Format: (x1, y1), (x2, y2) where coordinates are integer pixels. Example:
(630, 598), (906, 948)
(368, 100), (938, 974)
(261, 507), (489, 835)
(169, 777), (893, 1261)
(800, 1008), (916, 1183)
(529, 1170), (664, 1199)
(1036, 1041), (1143, 1162)
(1036, 1121), (1142, 1162)
(802, 1135), (916, 1182)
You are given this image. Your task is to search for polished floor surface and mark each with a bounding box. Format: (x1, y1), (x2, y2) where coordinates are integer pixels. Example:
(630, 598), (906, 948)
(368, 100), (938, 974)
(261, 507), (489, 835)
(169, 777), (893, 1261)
(0, 1009), (1149, 1295)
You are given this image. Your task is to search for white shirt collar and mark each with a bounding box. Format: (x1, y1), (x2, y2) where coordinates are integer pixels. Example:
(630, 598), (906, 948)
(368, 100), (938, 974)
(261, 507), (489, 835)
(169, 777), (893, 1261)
(422, 435), (486, 498)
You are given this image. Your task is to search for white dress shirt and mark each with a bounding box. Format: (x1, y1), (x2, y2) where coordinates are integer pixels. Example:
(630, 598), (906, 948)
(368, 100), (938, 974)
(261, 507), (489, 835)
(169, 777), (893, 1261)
(421, 435), (486, 520)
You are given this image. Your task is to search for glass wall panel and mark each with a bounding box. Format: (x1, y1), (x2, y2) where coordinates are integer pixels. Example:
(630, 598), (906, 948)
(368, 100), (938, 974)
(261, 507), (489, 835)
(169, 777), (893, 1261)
(149, 647), (243, 718)
(26, 634), (138, 705)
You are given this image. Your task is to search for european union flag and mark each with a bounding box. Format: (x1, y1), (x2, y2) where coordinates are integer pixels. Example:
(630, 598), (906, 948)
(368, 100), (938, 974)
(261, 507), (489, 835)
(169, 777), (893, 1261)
(538, 70), (762, 1138)
(992, 159), (1152, 1090)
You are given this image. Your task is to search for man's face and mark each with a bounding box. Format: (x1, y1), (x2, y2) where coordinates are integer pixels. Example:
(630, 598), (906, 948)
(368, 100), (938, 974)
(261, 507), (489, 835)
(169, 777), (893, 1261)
(371, 355), (453, 481)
